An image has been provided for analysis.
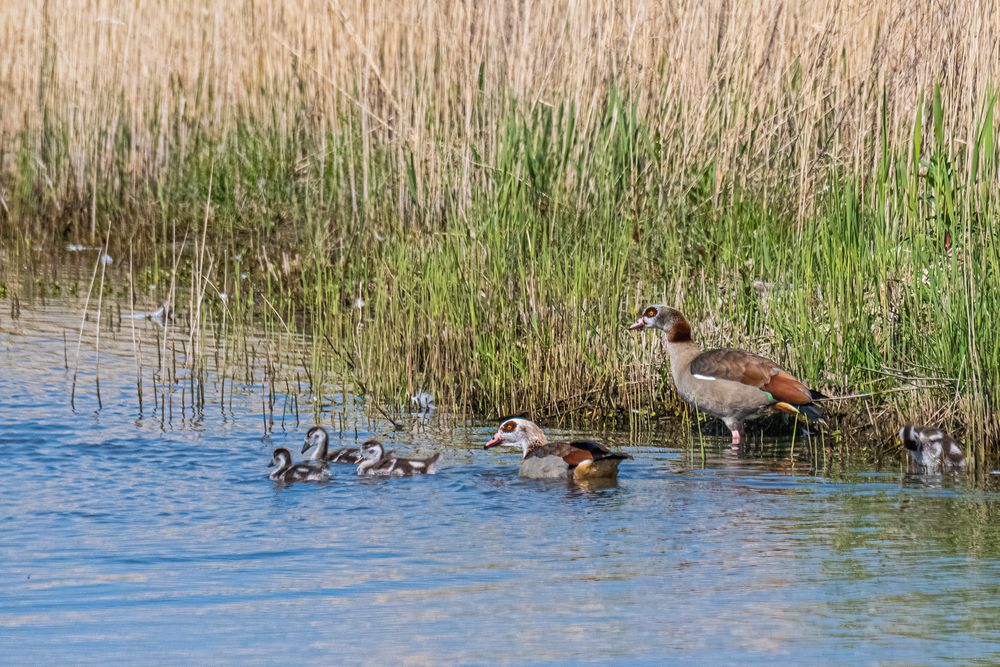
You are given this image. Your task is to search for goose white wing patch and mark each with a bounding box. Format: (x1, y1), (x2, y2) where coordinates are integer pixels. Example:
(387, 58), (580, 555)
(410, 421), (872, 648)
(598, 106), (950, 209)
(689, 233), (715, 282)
(691, 373), (717, 381)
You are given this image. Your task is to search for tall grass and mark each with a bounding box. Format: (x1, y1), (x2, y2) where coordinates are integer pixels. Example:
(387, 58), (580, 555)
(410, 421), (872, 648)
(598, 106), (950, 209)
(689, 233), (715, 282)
(1, 1), (999, 461)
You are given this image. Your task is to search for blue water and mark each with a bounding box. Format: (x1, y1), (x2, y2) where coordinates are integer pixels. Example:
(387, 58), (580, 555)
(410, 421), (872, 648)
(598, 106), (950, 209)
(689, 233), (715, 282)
(2, 300), (1000, 665)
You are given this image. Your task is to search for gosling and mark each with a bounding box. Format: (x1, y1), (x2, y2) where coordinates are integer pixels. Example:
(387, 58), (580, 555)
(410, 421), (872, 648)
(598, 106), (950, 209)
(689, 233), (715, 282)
(356, 440), (441, 477)
(898, 425), (966, 470)
(268, 447), (331, 483)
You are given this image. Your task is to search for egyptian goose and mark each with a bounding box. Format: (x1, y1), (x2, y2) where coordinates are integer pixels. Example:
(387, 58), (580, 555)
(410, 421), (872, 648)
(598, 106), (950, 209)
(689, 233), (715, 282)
(628, 304), (823, 446)
(302, 426), (362, 464)
(898, 425), (966, 469)
(484, 418), (631, 480)
(356, 440), (441, 477)
(268, 448), (331, 483)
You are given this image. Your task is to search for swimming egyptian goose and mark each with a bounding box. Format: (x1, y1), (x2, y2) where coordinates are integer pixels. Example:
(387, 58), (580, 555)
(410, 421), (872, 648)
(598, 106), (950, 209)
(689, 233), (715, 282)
(268, 448), (331, 483)
(628, 305), (823, 446)
(302, 426), (361, 464)
(484, 418), (631, 480)
(356, 440), (441, 477)
(898, 425), (966, 469)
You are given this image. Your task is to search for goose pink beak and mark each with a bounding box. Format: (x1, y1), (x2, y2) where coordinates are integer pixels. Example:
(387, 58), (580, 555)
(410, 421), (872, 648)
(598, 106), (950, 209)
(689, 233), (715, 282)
(627, 318), (645, 331)
(484, 434), (504, 449)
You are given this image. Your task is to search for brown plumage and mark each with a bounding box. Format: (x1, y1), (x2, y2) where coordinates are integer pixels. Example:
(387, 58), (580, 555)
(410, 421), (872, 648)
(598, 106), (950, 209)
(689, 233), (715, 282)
(484, 419), (631, 480)
(690, 350), (813, 404)
(629, 304), (824, 445)
(560, 447), (594, 466)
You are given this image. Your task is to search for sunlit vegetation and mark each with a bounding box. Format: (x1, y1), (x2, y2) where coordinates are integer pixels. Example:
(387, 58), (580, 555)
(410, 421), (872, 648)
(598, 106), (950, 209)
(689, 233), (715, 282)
(1, 1), (998, 463)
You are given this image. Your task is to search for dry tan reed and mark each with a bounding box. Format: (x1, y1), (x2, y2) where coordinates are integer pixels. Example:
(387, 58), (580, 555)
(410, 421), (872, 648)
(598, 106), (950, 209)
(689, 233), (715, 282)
(3, 0), (998, 211)
(4, 1), (1000, 461)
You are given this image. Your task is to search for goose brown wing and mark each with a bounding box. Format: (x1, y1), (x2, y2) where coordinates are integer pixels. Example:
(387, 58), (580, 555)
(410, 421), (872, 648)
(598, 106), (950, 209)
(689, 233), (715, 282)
(690, 348), (812, 404)
(568, 440), (632, 461)
(531, 441), (630, 466)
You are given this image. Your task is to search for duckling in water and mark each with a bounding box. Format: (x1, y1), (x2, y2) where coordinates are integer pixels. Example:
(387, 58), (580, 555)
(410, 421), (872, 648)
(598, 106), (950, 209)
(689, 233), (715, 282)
(356, 440), (441, 477)
(268, 448), (331, 483)
(898, 425), (966, 470)
(302, 426), (361, 464)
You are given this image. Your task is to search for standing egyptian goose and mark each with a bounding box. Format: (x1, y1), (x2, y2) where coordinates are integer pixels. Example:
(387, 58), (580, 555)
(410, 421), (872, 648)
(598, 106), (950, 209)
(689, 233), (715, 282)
(356, 441), (441, 477)
(268, 448), (331, 483)
(628, 305), (823, 446)
(898, 425), (966, 469)
(484, 418), (631, 480)
(302, 426), (362, 464)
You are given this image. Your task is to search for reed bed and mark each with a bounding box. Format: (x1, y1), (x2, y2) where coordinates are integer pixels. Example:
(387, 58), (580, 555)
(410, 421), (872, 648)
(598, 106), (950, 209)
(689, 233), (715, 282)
(1, 1), (999, 462)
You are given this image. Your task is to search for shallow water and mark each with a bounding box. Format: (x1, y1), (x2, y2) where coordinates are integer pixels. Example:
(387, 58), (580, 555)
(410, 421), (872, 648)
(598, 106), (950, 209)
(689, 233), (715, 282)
(2, 299), (1000, 665)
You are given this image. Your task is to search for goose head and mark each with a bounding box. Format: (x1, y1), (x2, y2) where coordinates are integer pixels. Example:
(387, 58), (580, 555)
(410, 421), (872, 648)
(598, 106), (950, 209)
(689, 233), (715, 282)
(269, 448), (293, 470)
(628, 304), (692, 342)
(898, 425), (920, 452)
(302, 426), (329, 455)
(484, 418), (547, 457)
(358, 440), (386, 463)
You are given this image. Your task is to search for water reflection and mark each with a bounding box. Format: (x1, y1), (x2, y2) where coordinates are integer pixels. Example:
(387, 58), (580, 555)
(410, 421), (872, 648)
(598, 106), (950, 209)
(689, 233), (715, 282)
(1, 298), (1000, 664)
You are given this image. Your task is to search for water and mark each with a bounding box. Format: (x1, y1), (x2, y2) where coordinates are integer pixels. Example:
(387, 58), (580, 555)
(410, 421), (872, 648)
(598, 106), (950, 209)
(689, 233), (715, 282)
(2, 299), (1000, 665)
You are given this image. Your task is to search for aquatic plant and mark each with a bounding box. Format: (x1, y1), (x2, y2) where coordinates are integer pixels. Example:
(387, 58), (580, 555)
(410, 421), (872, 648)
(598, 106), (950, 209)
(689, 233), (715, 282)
(1, 1), (998, 464)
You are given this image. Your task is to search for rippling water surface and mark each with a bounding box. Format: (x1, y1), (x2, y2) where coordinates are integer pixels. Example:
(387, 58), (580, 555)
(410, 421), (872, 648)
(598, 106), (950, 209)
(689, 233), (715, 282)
(2, 299), (999, 665)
